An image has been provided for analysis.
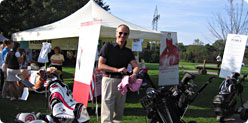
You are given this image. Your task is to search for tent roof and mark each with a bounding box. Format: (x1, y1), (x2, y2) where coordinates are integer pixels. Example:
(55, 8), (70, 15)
(0, 35), (8, 42)
(12, 0), (161, 41)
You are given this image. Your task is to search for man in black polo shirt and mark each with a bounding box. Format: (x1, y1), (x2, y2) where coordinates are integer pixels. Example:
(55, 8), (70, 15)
(98, 24), (139, 123)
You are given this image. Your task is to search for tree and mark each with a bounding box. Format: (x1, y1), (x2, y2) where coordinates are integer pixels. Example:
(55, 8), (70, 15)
(185, 45), (208, 63)
(192, 38), (204, 45)
(178, 43), (186, 61)
(212, 39), (225, 52)
(244, 46), (248, 64)
(95, 0), (110, 11)
(178, 43), (186, 52)
(205, 44), (218, 63)
(208, 0), (248, 41)
(0, 0), (110, 37)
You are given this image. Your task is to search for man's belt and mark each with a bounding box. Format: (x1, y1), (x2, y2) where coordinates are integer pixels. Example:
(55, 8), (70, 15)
(104, 74), (123, 79)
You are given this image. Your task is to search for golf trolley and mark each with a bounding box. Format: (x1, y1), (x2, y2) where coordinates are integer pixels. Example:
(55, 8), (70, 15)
(213, 72), (248, 122)
(15, 68), (90, 123)
(138, 70), (215, 123)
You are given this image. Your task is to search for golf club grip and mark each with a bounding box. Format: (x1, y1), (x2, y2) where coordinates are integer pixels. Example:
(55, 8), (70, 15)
(208, 77), (216, 83)
(16, 73), (23, 80)
(144, 73), (157, 89)
(181, 72), (195, 84)
(240, 73), (248, 82)
(121, 71), (132, 75)
(139, 70), (157, 89)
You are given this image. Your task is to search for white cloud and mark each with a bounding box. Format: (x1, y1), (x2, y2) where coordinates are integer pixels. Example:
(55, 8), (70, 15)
(245, 0), (248, 4)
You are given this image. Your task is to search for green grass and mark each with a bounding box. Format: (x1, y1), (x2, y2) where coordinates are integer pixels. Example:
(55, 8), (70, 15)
(1, 62), (248, 122)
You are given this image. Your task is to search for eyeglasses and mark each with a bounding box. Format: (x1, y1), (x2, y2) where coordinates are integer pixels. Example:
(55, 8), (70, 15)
(118, 32), (129, 36)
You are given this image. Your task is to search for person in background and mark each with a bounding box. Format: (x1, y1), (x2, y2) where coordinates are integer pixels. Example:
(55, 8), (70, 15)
(95, 48), (100, 68)
(2, 40), (13, 63)
(19, 49), (28, 69)
(2, 42), (22, 100)
(216, 54), (222, 68)
(182, 64), (185, 73)
(25, 48), (32, 64)
(98, 24), (139, 123)
(50, 47), (64, 71)
(1, 39), (12, 93)
(0, 41), (6, 91)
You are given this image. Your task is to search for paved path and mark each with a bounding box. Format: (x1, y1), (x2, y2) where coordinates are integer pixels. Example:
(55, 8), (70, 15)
(185, 70), (218, 76)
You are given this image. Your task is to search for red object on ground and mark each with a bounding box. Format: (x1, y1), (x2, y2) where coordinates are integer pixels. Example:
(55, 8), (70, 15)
(140, 68), (148, 72)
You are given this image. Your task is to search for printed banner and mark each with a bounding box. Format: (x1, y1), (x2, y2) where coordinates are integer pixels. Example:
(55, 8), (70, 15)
(219, 34), (248, 78)
(28, 38), (78, 50)
(73, 20), (102, 107)
(159, 32), (179, 86)
(132, 39), (144, 52)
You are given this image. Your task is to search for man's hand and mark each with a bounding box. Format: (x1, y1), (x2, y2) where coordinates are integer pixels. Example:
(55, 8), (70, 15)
(130, 74), (137, 83)
(117, 67), (127, 74)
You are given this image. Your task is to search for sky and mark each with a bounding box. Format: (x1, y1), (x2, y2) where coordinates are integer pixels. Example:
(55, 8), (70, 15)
(106, 0), (248, 45)
(0, 0), (247, 45)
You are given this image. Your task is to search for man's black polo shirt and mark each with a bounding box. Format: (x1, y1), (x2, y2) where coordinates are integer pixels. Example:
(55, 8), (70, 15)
(99, 42), (135, 74)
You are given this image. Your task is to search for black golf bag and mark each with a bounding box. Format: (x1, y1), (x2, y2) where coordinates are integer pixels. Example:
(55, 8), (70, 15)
(213, 72), (248, 122)
(139, 70), (214, 123)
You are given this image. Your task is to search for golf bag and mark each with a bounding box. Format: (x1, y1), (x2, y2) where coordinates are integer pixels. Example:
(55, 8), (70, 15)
(139, 70), (214, 123)
(46, 72), (90, 123)
(213, 72), (248, 122)
(15, 112), (53, 123)
(16, 68), (90, 123)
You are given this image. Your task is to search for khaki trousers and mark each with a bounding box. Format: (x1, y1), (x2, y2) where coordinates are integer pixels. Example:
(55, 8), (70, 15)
(101, 77), (126, 123)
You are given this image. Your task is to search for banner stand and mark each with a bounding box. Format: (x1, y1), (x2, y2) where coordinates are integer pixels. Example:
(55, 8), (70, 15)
(73, 20), (102, 107)
(219, 34), (248, 78)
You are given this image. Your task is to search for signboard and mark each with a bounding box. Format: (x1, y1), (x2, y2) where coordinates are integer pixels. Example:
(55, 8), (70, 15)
(28, 38), (78, 50)
(132, 39), (144, 52)
(219, 34), (248, 78)
(52, 38), (78, 50)
(28, 37), (78, 50)
(73, 20), (102, 107)
(159, 32), (179, 86)
(29, 40), (52, 49)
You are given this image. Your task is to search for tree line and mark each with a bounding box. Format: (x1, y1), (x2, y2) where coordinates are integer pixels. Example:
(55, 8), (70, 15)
(0, 0), (110, 38)
(140, 39), (248, 64)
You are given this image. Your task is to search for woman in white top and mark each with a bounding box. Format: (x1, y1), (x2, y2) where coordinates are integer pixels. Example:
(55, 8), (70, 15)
(50, 47), (64, 71)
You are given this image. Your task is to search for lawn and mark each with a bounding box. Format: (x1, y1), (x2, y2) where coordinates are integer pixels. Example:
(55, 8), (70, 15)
(1, 62), (248, 123)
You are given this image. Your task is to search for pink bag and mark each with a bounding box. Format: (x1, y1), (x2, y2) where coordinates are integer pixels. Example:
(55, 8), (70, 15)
(117, 76), (129, 95)
(129, 78), (143, 92)
(117, 75), (143, 95)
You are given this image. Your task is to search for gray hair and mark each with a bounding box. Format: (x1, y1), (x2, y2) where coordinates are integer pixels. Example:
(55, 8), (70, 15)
(117, 24), (130, 33)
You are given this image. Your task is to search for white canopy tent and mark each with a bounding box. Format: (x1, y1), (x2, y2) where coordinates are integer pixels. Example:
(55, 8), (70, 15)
(12, 0), (161, 42)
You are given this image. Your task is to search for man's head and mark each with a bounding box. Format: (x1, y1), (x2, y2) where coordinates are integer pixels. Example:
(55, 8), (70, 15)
(3, 39), (9, 46)
(4, 40), (14, 49)
(116, 24), (130, 48)
(10, 40), (14, 49)
(54, 47), (61, 54)
(12, 41), (20, 52)
(1, 39), (7, 49)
